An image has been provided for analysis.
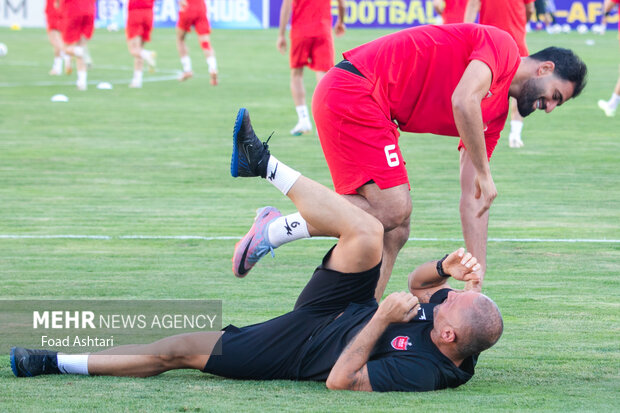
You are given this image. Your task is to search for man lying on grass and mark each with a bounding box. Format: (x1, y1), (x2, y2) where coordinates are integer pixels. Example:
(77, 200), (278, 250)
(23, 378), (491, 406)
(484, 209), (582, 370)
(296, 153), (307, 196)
(10, 108), (503, 392)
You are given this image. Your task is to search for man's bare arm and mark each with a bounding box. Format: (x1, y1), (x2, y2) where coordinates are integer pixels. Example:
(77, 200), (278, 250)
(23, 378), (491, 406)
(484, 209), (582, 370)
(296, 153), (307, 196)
(334, 0), (346, 36)
(464, 0), (481, 22)
(525, 2), (535, 22)
(433, 0), (445, 15)
(452, 59), (496, 218)
(326, 292), (419, 391)
(408, 248), (483, 302)
(277, 0), (293, 54)
(459, 148), (488, 289)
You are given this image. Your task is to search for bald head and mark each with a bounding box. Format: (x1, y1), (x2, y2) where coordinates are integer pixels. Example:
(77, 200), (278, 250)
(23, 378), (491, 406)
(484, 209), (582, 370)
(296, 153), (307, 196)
(457, 294), (503, 359)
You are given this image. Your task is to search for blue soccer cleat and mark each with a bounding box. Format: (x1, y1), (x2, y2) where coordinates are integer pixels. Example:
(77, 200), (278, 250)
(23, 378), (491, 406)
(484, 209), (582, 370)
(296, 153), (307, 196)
(231, 108), (271, 178)
(11, 347), (60, 377)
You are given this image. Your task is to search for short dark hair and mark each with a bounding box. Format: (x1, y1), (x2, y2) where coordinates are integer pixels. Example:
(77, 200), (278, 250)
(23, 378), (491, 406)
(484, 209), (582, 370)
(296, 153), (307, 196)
(457, 295), (504, 359)
(529, 47), (588, 98)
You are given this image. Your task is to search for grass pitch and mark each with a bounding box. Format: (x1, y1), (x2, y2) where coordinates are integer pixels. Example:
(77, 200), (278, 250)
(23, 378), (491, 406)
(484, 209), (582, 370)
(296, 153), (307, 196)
(0, 27), (619, 412)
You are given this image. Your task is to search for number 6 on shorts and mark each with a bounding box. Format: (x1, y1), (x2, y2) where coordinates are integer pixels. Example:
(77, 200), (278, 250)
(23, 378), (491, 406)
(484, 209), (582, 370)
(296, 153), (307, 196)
(384, 144), (400, 167)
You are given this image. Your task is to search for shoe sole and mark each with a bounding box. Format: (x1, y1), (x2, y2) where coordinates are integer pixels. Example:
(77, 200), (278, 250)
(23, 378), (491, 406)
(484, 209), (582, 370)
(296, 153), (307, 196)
(230, 108), (246, 177)
(232, 206), (277, 278)
(10, 347), (20, 377)
(291, 129), (311, 136)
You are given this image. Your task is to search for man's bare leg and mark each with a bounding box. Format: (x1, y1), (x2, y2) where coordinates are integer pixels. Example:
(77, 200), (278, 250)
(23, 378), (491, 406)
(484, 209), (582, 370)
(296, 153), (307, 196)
(346, 183), (412, 301)
(88, 331), (223, 377)
(47, 30), (65, 75)
(65, 37), (87, 90)
(290, 67), (311, 135)
(198, 33), (218, 85)
(177, 28), (193, 81)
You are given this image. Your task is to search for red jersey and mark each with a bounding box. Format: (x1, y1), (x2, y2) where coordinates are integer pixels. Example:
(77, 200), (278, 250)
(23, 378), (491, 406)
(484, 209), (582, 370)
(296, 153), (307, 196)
(45, 0), (60, 14)
(344, 24), (520, 158)
(180, 0), (206, 14)
(128, 0), (154, 11)
(62, 0), (95, 16)
(290, 0), (332, 38)
(479, 0), (534, 56)
(443, 0), (468, 24)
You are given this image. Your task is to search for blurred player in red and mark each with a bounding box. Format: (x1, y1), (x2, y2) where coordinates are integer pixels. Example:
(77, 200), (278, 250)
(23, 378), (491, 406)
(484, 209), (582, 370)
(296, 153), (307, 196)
(466, 0), (535, 148)
(277, 0), (346, 136)
(598, 0), (620, 117)
(432, 0), (468, 24)
(61, 0), (95, 90)
(45, 0), (71, 75)
(176, 0), (217, 85)
(126, 0), (156, 88)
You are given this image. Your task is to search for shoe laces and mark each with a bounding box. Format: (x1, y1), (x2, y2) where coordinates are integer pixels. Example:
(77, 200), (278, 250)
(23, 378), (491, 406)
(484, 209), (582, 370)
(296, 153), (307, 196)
(263, 131), (274, 150)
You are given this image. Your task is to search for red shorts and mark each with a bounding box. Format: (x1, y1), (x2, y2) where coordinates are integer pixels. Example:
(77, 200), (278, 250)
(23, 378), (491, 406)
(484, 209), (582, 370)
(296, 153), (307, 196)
(62, 14), (94, 44)
(312, 67), (409, 195)
(126, 8), (154, 41)
(177, 9), (211, 35)
(290, 33), (334, 72)
(46, 10), (63, 32)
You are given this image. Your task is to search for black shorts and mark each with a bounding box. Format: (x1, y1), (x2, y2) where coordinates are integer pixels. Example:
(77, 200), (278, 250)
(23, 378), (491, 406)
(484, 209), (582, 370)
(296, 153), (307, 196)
(535, 0), (547, 16)
(203, 246), (380, 380)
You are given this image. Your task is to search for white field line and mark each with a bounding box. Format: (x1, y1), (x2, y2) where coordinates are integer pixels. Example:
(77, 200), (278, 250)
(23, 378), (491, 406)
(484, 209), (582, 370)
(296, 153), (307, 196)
(0, 61), (180, 87)
(0, 235), (618, 243)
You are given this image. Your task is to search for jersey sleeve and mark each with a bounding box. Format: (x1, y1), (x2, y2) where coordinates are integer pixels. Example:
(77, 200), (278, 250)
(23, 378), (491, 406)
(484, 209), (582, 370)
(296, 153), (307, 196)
(468, 27), (519, 91)
(429, 288), (452, 303)
(367, 355), (441, 392)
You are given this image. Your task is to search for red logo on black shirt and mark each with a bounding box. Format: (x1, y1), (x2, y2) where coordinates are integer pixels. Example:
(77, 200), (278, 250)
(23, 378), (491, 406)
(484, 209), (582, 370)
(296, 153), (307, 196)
(391, 336), (412, 351)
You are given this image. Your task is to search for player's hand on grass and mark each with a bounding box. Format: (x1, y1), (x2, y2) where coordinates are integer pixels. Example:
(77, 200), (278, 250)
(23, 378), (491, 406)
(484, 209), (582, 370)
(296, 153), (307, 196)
(277, 35), (287, 54)
(474, 173), (497, 217)
(377, 292), (420, 324)
(442, 248), (482, 284)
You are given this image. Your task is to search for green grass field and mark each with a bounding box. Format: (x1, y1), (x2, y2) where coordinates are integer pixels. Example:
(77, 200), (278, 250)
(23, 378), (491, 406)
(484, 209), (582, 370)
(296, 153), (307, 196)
(0, 27), (619, 411)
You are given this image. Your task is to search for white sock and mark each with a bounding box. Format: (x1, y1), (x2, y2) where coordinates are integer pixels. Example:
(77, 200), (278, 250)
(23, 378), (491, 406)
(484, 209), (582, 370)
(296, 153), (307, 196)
(267, 212), (310, 248)
(77, 70), (87, 84)
(53, 57), (62, 72)
(608, 93), (620, 109)
(295, 105), (310, 123)
(510, 120), (523, 137)
(139, 49), (151, 60)
(206, 56), (217, 73)
(133, 70), (143, 82)
(73, 46), (84, 57)
(181, 55), (192, 73)
(57, 354), (89, 375)
(266, 155), (301, 195)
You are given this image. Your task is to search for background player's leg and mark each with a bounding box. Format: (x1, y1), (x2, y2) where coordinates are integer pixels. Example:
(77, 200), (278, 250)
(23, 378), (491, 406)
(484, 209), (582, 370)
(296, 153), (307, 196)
(47, 30), (64, 75)
(290, 67), (311, 135)
(509, 98), (524, 148)
(315, 70), (326, 83)
(347, 183), (412, 301)
(176, 28), (193, 81)
(127, 36), (144, 88)
(198, 33), (217, 85)
(598, 67), (620, 117)
(65, 37), (87, 90)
